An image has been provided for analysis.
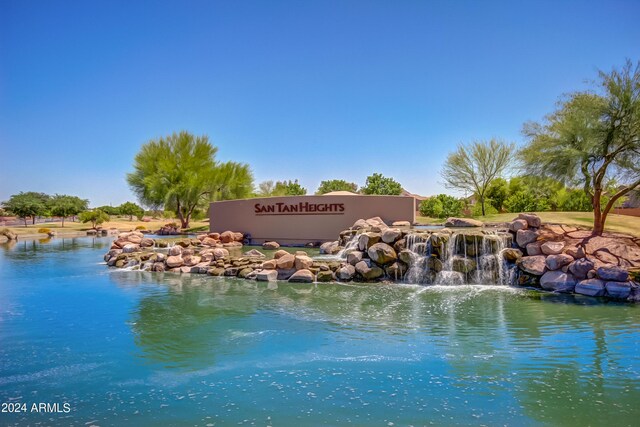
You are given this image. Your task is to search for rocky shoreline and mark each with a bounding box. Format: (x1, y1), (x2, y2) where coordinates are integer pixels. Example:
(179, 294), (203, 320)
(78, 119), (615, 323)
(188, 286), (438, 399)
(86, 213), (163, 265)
(102, 214), (640, 303)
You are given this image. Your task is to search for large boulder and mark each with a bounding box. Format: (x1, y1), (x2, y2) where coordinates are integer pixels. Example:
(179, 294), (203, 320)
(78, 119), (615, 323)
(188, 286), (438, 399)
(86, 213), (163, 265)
(445, 217), (483, 227)
(289, 269), (314, 283)
(355, 260), (384, 280)
(168, 245), (183, 256)
(294, 255), (314, 270)
(220, 231), (234, 243)
(381, 228), (402, 244)
(347, 251), (364, 266)
(541, 241), (565, 255)
(597, 266), (629, 282)
(517, 213), (541, 228)
(545, 254), (574, 271)
(605, 281), (632, 299)
(352, 219), (368, 229)
(277, 268), (297, 280)
(569, 258), (595, 280)
(320, 241), (340, 254)
(276, 253), (295, 269)
(540, 271), (577, 293)
(212, 248), (229, 260)
(140, 237), (155, 248)
(365, 217), (388, 229)
(517, 255), (547, 276)
(166, 255), (184, 268)
(525, 242), (543, 256)
(508, 219), (528, 232)
(244, 249), (266, 258)
(122, 243), (140, 254)
(575, 279), (606, 297)
(516, 229), (538, 248)
(261, 259), (277, 270)
(273, 249), (289, 259)
(336, 264), (356, 281)
(262, 241), (280, 250)
(367, 243), (397, 265)
(183, 255), (201, 267)
(256, 269), (278, 282)
(501, 248), (523, 262)
(0, 229), (18, 240)
(358, 233), (381, 251)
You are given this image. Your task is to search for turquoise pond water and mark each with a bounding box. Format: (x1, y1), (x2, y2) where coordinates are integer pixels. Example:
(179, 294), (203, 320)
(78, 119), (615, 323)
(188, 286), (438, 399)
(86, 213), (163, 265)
(1, 237), (639, 426)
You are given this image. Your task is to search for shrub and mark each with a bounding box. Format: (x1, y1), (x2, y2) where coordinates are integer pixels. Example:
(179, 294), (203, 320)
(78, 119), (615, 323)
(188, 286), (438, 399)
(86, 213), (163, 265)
(37, 228), (51, 234)
(471, 201), (498, 216)
(135, 225), (146, 230)
(504, 191), (550, 213)
(419, 194), (463, 218)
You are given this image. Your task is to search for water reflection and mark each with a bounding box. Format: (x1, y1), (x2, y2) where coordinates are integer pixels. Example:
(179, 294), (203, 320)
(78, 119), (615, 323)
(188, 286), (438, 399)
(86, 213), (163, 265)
(123, 275), (640, 426)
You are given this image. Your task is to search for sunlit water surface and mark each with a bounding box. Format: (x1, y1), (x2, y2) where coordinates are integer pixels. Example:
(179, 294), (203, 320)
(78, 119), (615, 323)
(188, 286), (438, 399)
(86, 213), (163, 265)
(1, 237), (639, 426)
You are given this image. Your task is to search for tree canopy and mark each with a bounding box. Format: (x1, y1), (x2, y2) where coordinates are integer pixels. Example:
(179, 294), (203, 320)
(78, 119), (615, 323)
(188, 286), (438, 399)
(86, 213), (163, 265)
(441, 139), (514, 216)
(119, 201), (144, 221)
(419, 194), (463, 218)
(520, 60), (640, 235)
(315, 179), (358, 194)
(78, 209), (109, 229)
(255, 179), (307, 196)
(49, 195), (89, 227)
(360, 173), (402, 195)
(2, 192), (50, 226)
(126, 131), (254, 228)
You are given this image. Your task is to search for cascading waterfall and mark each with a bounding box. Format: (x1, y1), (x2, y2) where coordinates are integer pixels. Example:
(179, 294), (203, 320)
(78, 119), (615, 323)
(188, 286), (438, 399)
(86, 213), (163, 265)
(403, 230), (515, 286)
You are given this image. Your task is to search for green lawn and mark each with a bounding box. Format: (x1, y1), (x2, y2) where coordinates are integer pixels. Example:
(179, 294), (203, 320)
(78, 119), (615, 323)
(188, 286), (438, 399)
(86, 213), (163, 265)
(416, 212), (640, 237)
(1, 218), (209, 237)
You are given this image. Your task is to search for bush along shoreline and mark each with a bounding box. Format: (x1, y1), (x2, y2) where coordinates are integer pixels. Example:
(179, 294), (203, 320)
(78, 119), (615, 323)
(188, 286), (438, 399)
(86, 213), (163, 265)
(103, 214), (640, 303)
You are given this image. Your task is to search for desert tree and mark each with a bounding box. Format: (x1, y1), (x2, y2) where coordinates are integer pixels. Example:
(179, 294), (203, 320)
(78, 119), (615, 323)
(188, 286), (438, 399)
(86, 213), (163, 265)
(520, 60), (640, 235)
(441, 139), (514, 216)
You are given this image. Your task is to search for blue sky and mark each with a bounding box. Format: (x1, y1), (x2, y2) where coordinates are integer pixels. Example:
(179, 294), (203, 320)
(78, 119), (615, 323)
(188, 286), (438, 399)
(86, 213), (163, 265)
(1, 0), (639, 206)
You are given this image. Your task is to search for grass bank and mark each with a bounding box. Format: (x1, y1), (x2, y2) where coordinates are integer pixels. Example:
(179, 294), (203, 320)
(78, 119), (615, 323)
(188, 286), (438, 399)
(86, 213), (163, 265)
(1, 218), (209, 240)
(416, 212), (640, 237)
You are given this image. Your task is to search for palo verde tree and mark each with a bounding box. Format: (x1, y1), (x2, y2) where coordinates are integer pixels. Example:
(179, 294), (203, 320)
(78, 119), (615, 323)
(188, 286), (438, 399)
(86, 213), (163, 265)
(440, 139), (514, 216)
(315, 179), (358, 194)
(520, 60), (640, 235)
(127, 131), (253, 228)
(360, 173), (402, 195)
(49, 195), (89, 227)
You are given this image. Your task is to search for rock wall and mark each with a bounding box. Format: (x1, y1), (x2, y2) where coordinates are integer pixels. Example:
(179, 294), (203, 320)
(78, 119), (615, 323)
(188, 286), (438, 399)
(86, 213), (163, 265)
(508, 213), (640, 301)
(103, 215), (640, 302)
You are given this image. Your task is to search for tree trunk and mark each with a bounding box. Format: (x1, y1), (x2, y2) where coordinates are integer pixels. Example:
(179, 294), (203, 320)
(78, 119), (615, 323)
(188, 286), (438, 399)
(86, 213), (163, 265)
(592, 189), (604, 236)
(61, 216), (65, 228)
(480, 195), (486, 216)
(32, 216), (36, 225)
(24, 217), (28, 227)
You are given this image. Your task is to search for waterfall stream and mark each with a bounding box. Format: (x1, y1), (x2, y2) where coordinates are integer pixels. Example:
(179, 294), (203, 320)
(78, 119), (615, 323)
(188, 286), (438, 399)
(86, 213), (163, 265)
(339, 230), (516, 286)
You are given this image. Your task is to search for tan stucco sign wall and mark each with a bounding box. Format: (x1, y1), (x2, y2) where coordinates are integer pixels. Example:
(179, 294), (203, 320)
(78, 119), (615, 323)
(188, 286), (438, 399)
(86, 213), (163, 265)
(209, 195), (416, 245)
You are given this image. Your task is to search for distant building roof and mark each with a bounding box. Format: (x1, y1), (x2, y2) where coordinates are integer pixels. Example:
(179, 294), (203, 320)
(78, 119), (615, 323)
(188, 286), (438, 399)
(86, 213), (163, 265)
(401, 189), (428, 201)
(322, 191), (359, 196)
